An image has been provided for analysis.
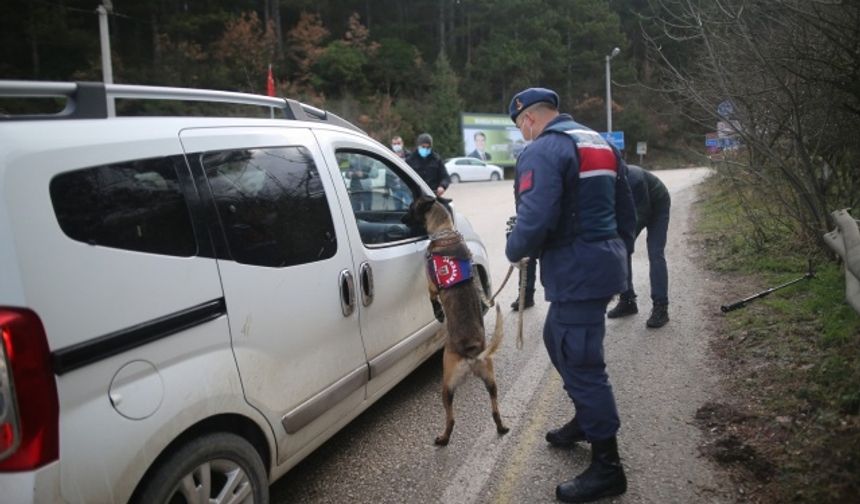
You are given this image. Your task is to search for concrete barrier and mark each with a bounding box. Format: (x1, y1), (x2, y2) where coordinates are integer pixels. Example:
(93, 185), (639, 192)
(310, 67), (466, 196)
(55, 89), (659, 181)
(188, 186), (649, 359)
(824, 209), (860, 314)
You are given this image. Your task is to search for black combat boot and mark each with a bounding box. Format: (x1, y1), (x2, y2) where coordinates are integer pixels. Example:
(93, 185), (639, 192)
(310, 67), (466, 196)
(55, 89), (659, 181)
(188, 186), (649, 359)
(646, 303), (669, 328)
(606, 297), (637, 318)
(546, 417), (586, 448)
(556, 437), (627, 503)
(510, 297), (535, 311)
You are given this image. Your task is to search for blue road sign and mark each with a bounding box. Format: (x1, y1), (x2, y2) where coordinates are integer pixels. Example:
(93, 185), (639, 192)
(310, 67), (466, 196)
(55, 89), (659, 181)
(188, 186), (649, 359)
(600, 131), (625, 150)
(717, 100), (734, 118)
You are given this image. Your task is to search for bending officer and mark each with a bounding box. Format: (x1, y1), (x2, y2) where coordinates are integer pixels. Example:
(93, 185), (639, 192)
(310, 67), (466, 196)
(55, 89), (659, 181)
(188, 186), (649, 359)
(607, 164), (671, 327)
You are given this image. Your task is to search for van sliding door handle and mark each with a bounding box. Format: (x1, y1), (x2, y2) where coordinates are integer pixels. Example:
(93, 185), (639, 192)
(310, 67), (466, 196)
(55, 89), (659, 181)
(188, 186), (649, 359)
(359, 262), (374, 307)
(339, 269), (355, 317)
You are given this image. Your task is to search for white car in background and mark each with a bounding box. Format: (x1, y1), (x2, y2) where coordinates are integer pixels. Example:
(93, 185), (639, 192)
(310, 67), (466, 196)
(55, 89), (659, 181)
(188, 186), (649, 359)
(444, 157), (504, 183)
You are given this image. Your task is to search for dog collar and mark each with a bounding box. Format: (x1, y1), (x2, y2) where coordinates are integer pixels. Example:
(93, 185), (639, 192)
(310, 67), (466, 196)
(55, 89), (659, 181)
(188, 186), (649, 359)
(429, 230), (463, 251)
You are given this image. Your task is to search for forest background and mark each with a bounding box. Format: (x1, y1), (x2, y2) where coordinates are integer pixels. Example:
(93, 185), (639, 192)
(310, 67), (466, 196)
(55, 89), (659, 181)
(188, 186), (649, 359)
(0, 0), (696, 168)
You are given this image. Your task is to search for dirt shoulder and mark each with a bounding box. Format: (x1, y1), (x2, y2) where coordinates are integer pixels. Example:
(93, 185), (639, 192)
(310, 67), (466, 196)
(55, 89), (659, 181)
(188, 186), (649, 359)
(688, 178), (860, 503)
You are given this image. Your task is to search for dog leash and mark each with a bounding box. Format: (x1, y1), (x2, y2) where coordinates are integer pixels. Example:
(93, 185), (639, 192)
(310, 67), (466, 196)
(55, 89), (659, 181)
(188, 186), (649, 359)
(515, 258), (529, 350)
(483, 259), (529, 350)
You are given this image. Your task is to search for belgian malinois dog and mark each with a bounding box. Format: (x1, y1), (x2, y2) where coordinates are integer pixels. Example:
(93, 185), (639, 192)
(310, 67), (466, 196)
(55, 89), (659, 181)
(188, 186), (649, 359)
(405, 195), (509, 446)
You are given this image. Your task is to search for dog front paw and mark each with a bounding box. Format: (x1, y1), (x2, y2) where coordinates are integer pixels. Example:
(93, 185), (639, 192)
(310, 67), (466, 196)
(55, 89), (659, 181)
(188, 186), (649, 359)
(497, 425), (510, 436)
(432, 299), (445, 323)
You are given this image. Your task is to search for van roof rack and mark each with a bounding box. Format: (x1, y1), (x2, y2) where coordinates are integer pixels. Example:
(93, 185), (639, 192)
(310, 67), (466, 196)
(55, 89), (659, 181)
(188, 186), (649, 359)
(0, 80), (363, 133)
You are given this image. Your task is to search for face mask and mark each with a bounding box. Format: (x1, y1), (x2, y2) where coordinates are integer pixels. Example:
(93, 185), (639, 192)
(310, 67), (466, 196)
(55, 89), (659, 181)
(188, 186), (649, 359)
(392, 144), (403, 153)
(418, 146), (431, 158)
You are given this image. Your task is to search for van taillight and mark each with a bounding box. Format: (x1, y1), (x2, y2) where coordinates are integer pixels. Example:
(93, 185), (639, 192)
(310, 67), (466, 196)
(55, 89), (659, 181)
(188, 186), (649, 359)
(0, 309), (59, 471)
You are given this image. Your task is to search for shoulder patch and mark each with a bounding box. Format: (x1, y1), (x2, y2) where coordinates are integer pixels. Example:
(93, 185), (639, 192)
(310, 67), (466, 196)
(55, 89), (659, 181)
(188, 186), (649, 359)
(518, 169), (534, 195)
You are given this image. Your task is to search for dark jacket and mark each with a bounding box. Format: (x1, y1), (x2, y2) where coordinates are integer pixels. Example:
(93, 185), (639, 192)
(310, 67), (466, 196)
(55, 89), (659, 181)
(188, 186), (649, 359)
(626, 164), (671, 231)
(406, 151), (450, 191)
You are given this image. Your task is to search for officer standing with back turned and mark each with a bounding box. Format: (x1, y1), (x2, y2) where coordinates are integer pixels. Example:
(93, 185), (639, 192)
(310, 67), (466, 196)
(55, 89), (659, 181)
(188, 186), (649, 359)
(505, 88), (636, 503)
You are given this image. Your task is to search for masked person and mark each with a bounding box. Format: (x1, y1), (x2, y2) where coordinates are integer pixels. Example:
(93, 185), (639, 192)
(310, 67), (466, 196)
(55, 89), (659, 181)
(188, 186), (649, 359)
(607, 164), (671, 328)
(505, 88), (636, 503)
(390, 135), (409, 159)
(406, 133), (450, 197)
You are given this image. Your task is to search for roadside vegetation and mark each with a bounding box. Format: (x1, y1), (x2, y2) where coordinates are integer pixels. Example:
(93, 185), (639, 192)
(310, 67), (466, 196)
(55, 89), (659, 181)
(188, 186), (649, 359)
(694, 171), (860, 503)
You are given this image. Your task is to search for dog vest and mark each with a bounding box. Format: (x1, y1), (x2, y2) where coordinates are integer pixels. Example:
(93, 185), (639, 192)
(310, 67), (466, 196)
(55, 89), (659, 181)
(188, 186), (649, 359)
(427, 254), (473, 289)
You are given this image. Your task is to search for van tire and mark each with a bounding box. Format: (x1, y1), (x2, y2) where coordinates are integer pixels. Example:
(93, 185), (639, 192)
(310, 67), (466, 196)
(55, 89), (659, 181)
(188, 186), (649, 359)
(135, 432), (268, 504)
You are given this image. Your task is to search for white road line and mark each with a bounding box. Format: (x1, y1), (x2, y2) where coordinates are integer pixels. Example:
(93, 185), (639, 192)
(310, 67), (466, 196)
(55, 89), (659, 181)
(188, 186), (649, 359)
(441, 345), (552, 504)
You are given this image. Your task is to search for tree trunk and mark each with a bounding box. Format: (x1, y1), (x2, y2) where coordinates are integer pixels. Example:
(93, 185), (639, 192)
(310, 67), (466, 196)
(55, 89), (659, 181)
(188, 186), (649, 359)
(272, 0), (282, 55)
(438, 0), (446, 56)
(151, 13), (161, 72)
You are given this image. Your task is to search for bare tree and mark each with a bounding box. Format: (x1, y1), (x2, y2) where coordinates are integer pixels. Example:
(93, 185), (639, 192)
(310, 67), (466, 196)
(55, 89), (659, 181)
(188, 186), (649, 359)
(645, 0), (860, 249)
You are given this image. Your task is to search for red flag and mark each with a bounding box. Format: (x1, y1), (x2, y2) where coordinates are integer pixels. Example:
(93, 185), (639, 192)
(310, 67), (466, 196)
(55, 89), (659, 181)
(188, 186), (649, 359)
(266, 64), (275, 97)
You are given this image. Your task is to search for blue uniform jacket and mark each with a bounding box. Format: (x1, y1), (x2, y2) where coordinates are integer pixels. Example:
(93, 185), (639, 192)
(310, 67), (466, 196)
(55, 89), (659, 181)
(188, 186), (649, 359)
(505, 114), (636, 303)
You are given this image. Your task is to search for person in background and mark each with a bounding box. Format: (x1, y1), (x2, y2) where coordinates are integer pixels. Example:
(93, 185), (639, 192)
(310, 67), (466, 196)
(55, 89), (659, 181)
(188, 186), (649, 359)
(505, 87), (636, 503)
(345, 155), (377, 211)
(390, 135), (409, 159)
(606, 164), (671, 328)
(468, 131), (492, 161)
(406, 132), (450, 197)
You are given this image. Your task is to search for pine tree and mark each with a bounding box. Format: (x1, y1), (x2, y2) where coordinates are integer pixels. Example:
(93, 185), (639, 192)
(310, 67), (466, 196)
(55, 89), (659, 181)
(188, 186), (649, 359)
(423, 53), (463, 159)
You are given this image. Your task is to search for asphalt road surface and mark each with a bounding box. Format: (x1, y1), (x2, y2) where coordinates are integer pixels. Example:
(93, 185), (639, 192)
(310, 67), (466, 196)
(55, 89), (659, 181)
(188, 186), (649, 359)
(270, 167), (733, 504)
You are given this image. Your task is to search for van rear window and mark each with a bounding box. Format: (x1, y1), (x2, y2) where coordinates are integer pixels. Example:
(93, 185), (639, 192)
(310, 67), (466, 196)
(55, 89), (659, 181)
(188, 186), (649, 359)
(49, 156), (197, 257)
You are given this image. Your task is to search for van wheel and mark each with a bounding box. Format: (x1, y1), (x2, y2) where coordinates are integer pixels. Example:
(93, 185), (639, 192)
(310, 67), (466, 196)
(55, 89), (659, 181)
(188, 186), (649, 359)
(136, 432), (268, 504)
(450, 174), (460, 183)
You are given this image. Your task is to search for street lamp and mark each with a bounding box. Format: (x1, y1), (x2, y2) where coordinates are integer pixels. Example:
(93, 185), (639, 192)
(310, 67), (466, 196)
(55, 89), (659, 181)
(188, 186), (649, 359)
(97, 1), (115, 116)
(605, 46), (620, 133)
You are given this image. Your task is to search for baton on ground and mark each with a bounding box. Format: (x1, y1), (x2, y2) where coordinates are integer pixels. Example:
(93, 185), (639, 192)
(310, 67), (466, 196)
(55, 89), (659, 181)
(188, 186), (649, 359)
(720, 259), (815, 313)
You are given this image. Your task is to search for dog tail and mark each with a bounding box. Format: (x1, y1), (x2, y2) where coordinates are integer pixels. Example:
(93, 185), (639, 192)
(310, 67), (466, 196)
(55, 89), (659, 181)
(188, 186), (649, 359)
(478, 304), (504, 360)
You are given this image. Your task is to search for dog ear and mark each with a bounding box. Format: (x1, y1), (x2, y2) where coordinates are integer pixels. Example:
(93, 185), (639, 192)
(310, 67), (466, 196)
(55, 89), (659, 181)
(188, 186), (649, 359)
(416, 194), (436, 214)
(436, 196), (454, 215)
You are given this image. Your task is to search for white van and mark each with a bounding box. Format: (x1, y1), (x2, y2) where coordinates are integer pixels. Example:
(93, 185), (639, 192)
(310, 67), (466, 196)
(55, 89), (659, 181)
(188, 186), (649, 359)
(0, 81), (492, 503)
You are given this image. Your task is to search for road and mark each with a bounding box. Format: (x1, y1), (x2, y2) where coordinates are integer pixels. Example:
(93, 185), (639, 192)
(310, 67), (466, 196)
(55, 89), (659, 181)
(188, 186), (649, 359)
(270, 167), (733, 503)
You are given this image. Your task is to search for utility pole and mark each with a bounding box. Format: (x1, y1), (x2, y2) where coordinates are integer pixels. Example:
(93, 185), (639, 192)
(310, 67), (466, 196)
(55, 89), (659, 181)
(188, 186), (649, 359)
(605, 47), (620, 133)
(97, 2), (115, 116)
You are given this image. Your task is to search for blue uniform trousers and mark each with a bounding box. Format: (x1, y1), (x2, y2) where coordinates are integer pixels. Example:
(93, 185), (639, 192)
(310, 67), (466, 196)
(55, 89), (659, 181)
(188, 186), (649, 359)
(622, 204), (669, 305)
(543, 300), (620, 441)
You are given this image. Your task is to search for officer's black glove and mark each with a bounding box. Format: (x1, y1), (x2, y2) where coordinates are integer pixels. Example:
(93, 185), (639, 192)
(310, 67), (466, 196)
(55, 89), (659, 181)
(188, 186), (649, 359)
(505, 215), (517, 238)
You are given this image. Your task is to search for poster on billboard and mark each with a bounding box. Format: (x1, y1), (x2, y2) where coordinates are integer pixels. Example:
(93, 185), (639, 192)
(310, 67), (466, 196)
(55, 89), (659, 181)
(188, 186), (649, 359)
(461, 113), (524, 167)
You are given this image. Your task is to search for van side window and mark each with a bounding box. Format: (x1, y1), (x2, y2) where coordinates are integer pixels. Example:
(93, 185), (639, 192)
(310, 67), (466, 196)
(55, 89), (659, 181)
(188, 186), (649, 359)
(335, 150), (419, 245)
(202, 146), (336, 267)
(50, 156), (197, 256)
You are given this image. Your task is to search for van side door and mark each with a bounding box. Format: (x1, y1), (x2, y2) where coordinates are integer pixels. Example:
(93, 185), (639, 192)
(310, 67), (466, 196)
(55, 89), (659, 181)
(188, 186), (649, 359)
(180, 126), (368, 464)
(313, 130), (442, 399)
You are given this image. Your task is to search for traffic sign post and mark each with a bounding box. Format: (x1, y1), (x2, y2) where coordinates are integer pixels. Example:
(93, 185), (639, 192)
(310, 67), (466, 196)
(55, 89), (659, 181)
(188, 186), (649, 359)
(636, 141), (647, 165)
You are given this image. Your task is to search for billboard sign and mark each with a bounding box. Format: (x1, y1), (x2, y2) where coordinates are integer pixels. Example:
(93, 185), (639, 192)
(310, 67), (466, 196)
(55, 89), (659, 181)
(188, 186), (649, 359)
(460, 113), (524, 167)
(599, 131), (625, 150)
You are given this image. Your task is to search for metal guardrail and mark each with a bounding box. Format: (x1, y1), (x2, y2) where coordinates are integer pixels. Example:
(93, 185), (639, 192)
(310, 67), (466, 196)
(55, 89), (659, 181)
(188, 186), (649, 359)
(0, 80), (363, 133)
(824, 209), (860, 315)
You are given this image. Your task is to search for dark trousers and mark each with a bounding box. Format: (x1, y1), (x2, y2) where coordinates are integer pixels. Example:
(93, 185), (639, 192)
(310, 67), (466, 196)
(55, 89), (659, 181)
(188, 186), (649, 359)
(622, 205), (670, 305)
(543, 300), (620, 441)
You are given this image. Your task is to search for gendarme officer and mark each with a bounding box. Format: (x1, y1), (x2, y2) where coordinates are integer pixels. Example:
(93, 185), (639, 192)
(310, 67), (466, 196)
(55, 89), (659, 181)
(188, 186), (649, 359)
(504, 87), (636, 503)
